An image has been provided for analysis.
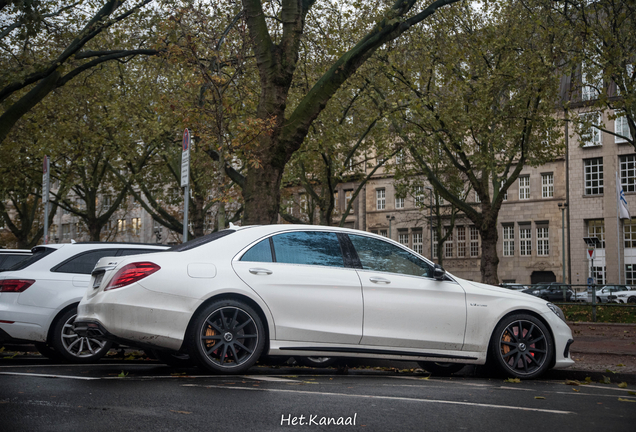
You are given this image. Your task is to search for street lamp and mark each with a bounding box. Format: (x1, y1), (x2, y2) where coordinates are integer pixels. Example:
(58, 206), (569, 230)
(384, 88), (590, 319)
(425, 186), (434, 259)
(386, 215), (395, 239)
(558, 202), (568, 284)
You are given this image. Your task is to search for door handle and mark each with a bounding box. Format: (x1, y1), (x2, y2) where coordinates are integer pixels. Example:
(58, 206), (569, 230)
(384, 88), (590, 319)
(249, 268), (273, 275)
(369, 276), (391, 284)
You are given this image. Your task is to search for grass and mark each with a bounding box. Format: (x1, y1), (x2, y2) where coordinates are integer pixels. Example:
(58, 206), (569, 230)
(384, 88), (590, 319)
(559, 304), (636, 324)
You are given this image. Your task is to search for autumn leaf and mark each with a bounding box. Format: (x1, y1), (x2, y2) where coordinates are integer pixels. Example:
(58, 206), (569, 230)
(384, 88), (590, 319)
(118, 371), (129, 378)
(618, 398), (636, 403)
(534, 396), (545, 400)
(504, 378), (521, 383)
(618, 382), (628, 388)
(565, 379), (580, 386)
(600, 376), (611, 384)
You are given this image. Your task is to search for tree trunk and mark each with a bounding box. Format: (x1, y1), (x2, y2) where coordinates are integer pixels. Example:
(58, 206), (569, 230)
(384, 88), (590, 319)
(479, 222), (500, 285)
(88, 222), (102, 242)
(242, 153), (285, 225)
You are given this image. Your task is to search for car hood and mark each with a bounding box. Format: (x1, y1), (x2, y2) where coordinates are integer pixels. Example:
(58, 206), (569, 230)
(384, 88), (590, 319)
(457, 278), (546, 304)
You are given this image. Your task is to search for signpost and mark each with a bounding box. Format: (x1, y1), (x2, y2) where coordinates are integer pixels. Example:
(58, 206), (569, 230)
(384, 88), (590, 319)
(181, 129), (191, 243)
(42, 156), (50, 244)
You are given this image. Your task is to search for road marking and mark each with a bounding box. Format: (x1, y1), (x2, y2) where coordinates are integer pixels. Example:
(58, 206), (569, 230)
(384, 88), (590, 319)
(182, 384), (574, 414)
(242, 375), (301, 382)
(390, 376), (493, 387)
(0, 372), (100, 380)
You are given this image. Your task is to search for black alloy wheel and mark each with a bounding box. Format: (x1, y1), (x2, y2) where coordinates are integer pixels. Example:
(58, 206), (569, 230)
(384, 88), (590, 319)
(188, 300), (265, 374)
(489, 314), (553, 379)
(417, 361), (465, 376)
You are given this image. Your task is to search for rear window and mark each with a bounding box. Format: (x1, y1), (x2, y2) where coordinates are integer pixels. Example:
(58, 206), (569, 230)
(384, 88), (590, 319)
(117, 248), (165, 257)
(0, 254), (32, 271)
(169, 229), (235, 252)
(52, 249), (121, 274)
(9, 247), (55, 271)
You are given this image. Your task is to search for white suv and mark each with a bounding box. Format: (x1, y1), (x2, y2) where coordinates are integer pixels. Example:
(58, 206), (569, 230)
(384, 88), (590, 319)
(0, 242), (168, 362)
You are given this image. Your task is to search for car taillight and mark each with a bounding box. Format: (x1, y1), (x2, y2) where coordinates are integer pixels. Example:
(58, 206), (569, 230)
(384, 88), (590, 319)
(104, 262), (160, 291)
(0, 279), (35, 292)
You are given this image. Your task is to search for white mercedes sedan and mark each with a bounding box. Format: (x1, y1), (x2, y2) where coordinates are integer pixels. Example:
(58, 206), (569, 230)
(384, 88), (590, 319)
(74, 225), (574, 378)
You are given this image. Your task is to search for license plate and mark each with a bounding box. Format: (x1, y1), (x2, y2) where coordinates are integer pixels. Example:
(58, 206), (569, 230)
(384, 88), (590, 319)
(92, 272), (104, 289)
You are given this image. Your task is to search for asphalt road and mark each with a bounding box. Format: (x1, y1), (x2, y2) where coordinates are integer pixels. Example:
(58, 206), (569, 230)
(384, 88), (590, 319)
(1, 359), (635, 432)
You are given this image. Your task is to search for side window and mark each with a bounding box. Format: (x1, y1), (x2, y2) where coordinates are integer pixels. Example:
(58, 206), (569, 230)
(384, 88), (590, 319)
(271, 231), (344, 267)
(349, 234), (431, 278)
(53, 249), (120, 274)
(240, 239), (273, 263)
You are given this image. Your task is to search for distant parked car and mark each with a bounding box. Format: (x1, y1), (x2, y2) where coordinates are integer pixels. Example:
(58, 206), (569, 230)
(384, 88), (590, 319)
(0, 242), (169, 362)
(595, 285), (632, 303)
(0, 249), (31, 272)
(499, 283), (528, 291)
(571, 290), (588, 302)
(608, 289), (636, 304)
(523, 284), (572, 302)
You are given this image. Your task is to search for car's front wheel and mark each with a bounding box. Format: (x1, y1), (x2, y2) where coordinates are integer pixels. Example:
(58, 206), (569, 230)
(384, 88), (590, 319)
(50, 308), (112, 363)
(489, 314), (553, 379)
(187, 299), (265, 374)
(628, 296), (636, 304)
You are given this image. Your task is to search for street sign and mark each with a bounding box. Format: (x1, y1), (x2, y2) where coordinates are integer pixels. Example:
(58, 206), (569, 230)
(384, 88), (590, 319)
(181, 129), (191, 187)
(42, 156), (50, 203)
(586, 248), (595, 260)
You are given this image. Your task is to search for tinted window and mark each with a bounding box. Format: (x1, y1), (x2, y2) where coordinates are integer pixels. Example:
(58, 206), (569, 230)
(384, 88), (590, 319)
(53, 249), (120, 274)
(272, 231), (344, 267)
(10, 247), (55, 271)
(0, 254), (31, 271)
(169, 229), (235, 252)
(349, 234), (431, 278)
(241, 239), (273, 262)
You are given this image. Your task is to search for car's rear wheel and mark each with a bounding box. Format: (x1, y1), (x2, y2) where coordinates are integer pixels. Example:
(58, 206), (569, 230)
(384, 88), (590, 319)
(628, 296), (636, 304)
(296, 356), (338, 368)
(187, 299), (265, 374)
(50, 308), (112, 363)
(417, 362), (465, 376)
(489, 314), (553, 379)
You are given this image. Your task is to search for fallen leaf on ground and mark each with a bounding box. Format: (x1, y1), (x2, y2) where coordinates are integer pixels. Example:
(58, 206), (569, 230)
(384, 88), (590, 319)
(504, 378), (521, 383)
(605, 369), (617, 374)
(565, 379), (580, 386)
(572, 388), (580, 392)
(534, 396), (545, 399)
(585, 377), (593, 383)
(628, 391), (636, 396)
(600, 376), (611, 384)
(118, 371), (128, 378)
(618, 382), (628, 388)
(617, 364), (626, 367)
(618, 398), (636, 403)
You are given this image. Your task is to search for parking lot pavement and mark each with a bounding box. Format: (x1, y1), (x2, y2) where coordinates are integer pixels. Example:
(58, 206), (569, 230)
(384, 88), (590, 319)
(1, 360), (635, 432)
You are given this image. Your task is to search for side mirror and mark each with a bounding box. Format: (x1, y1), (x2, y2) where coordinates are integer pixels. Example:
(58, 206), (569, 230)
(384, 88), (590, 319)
(433, 264), (446, 281)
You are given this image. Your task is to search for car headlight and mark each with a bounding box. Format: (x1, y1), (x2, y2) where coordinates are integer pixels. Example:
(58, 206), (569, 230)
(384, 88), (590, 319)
(547, 303), (566, 322)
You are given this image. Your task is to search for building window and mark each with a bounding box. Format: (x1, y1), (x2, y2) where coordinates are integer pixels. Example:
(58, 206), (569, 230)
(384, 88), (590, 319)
(414, 186), (424, 207)
(376, 189), (385, 210)
(395, 149), (405, 164)
(584, 158), (604, 195)
(62, 224), (70, 240)
(474, 191), (480, 203)
(333, 191), (339, 213)
(398, 232), (409, 246)
(457, 226), (466, 258)
(395, 196), (404, 209)
(626, 264), (636, 285)
(444, 226), (453, 258)
(300, 194), (308, 213)
(379, 229), (388, 237)
(117, 219), (126, 233)
(470, 226), (480, 257)
(625, 220), (636, 248)
(537, 226), (549, 256)
(412, 231), (423, 255)
(503, 225), (514, 257)
(433, 229), (439, 258)
(581, 63), (601, 101)
(588, 219), (605, 248)
(580, 112), (603, 147)
(103, 195), (112, 207)
(620, 155), (636, 193)
(592, 266), (606, 285)
(541, 173), (554, 198)
(519, 226), (532, 256)
(615, 113), (632, 143)
(344, 190), (353, 210)
(519, 176), (530, 200)
(131, 217), (141, 235)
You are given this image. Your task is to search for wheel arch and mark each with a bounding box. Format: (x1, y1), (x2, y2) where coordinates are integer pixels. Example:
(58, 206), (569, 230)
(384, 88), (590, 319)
(486, 308), (557, 369)
(182, 293), (272, 355)
(45, 302), (79, 344)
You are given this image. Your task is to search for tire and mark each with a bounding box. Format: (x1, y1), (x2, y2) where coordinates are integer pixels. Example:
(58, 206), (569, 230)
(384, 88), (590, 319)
(628, 296), (636, 304)
(187, 299), (265, 374)
(34, 342), (64, 361)
(296, 356), (338, 368)
(417, 361), (465, 376)
(489, 314), (553, 379)
(151, 349), (195, 367)
(50, 308), (113, 363)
